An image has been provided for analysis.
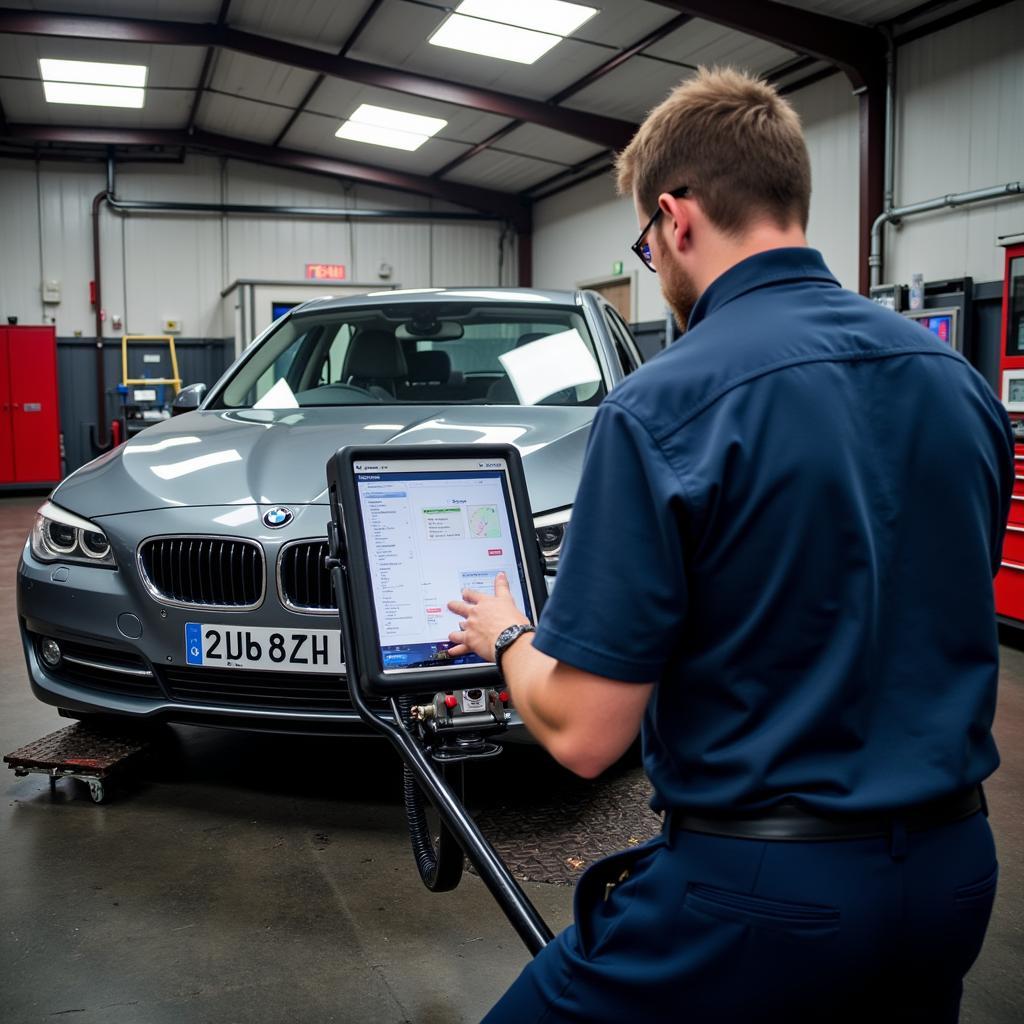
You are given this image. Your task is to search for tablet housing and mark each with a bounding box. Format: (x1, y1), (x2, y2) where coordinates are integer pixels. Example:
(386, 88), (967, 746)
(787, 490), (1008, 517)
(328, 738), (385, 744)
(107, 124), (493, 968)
(327, 444), (547, 697)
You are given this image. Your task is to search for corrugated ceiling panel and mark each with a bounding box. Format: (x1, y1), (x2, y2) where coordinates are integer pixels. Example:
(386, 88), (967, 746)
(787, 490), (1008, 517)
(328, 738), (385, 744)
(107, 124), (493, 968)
(0, 35), (205, 87)
(207, 51), (320, 109)
(197, 92), (293, 144)
(0, 0), (218, 19)
(643, 19), (796, 74)
(444, 149), (562, 193)
(282, 110), (475, 177)
(306, 77), (512, 145)
(0, 78), (194, 128)
(228, 0), (372, 51)
(0, 34), (204, 125)
(783, 0), (928, 24)
(496, 124), (606, 168)
(348, 0), (681, 103)
(562, 57), (694, 121)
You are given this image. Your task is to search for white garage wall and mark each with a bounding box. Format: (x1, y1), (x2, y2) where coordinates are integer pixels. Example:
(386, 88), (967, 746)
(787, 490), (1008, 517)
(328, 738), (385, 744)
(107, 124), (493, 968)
(534, 2), (1024, 319)
(788, 74), (860, 291)
(532, 73), (862, 321)
(887, 1), (1024, 286)
(0, 154), (512, 337)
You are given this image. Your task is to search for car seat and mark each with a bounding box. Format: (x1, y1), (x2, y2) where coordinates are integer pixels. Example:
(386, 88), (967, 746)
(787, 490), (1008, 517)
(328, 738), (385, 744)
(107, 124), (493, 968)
(341, 329), (408, 398)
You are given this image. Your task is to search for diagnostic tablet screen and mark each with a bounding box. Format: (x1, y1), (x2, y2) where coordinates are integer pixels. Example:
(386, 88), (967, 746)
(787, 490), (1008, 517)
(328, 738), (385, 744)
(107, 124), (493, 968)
(354, 456), (537, 674)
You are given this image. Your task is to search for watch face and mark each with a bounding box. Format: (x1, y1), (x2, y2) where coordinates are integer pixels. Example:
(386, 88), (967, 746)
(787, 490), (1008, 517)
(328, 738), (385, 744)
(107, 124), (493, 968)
(497, 626), (520, 650)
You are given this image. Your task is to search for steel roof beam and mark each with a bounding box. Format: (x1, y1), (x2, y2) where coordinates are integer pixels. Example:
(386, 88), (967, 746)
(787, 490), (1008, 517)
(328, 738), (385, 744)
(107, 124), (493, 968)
(270, 0), (386, 148)
(2, 123), (531, 228)
(432, 13), (689, 181)
(0, 7), (636, 149)
(186, 0), (230, 134)
(647, 1), (886, 91)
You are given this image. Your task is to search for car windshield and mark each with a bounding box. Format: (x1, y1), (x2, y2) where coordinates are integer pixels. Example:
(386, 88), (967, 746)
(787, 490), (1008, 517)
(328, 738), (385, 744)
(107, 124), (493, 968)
(215, 302), (607, 409)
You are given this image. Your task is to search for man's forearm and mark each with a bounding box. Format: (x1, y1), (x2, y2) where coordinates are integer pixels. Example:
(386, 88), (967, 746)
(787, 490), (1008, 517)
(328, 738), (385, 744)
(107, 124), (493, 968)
(499, 635), (653, 779)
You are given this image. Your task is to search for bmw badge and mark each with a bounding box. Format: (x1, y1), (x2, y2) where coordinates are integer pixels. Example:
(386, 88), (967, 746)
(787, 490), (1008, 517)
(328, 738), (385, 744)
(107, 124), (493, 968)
(263, 506), (293, 529)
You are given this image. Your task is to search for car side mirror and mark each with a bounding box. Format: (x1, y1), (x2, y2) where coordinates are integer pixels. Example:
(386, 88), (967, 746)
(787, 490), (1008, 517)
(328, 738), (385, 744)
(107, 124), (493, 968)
(172, 383), (207, 416)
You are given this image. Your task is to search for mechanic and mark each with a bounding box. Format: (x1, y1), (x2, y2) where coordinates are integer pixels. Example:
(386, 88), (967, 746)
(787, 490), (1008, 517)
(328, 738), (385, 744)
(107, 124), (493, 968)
(447, 68), (1012, 1023)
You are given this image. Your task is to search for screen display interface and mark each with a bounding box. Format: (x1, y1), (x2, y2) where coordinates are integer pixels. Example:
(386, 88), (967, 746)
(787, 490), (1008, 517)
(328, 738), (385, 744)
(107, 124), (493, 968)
(354, 457), (535, 673)
(914, 313), (953, 344)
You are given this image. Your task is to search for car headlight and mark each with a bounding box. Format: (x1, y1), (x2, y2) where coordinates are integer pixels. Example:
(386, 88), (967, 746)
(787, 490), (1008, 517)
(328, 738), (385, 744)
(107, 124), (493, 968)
(30, 501), (116, 569)
(534, 508), (570, 574)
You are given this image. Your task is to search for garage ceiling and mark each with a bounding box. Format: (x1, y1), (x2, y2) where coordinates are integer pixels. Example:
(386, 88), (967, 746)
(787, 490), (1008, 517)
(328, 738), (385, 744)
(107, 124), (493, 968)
(0, 0), (1003, 205)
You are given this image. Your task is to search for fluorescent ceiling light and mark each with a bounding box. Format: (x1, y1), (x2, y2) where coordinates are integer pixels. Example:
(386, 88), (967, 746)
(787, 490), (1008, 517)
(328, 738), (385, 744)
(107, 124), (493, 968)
(39, 58), (147, 108)
(335, 103), (447, 152)
(429, 0), (597, 64)
(458, 0), (597, 35)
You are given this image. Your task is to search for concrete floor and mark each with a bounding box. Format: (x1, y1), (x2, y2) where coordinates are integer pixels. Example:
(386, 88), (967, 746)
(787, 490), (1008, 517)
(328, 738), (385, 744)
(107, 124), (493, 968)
(0, 494), (1021, 1023)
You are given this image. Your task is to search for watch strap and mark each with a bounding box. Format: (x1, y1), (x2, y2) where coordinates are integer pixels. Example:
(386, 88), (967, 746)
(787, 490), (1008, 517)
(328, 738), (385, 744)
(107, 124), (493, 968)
(494, 624), (536, 676)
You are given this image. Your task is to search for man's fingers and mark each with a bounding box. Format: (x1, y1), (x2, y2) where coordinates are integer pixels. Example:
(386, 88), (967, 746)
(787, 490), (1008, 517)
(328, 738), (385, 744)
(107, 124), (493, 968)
(447, 599), (470, 616)
(446, 643), (468, 658)
(494, 571), (510, 595)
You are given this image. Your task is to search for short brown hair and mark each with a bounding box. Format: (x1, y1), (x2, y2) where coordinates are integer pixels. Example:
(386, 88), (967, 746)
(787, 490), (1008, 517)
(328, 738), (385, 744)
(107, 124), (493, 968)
(616, 67), (811, 234)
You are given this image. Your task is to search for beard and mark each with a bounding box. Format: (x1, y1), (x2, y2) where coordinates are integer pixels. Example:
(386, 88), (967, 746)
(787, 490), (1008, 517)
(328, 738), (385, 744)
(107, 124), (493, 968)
(658, 253), (700, 335)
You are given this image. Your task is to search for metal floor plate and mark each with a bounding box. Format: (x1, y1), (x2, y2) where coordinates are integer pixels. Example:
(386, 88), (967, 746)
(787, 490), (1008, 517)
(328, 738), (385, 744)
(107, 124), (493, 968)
(471, 760), (661, 885)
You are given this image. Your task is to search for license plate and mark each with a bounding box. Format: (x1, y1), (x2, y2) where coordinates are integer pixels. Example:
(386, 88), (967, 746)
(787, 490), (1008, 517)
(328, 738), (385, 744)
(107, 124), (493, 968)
(185, 623), (344, 674)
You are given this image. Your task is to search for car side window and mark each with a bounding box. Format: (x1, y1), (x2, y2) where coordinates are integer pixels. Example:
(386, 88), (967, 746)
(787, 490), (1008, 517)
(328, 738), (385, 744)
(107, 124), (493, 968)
(602, 306), (642, 376)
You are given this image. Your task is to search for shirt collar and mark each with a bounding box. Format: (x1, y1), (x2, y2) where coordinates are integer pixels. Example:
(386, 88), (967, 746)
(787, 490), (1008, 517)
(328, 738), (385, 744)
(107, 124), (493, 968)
(686, 247), (839, 331)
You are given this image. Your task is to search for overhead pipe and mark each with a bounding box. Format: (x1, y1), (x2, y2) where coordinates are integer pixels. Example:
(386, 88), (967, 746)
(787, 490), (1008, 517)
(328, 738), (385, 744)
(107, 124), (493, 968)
(869, 182), (1024, 289)
(104, 196), (501, 222)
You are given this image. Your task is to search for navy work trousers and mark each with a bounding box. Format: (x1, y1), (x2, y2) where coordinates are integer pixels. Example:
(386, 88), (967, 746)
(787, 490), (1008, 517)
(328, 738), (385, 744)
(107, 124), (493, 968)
(483, 810), (997, 1023)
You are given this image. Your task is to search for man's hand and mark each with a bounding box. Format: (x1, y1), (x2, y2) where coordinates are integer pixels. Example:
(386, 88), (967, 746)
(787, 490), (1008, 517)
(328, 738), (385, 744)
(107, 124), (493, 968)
(446, 571), (529, 662)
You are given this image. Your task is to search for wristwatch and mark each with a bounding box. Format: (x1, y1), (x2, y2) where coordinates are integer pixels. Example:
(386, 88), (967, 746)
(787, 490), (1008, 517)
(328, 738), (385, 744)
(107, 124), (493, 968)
(494, 623), (536, 676)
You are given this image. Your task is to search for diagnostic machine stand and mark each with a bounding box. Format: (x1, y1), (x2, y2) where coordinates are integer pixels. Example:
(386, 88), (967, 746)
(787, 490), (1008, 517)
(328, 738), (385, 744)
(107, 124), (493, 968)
(325, 444), (554, 955)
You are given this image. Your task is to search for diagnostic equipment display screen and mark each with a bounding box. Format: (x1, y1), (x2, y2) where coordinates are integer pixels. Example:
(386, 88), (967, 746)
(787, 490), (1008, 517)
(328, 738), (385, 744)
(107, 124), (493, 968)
(353, 456), (538, 675)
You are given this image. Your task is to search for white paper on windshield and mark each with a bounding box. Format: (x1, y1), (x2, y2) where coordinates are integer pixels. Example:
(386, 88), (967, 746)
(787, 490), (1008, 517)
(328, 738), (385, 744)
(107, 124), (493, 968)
(498, 328), (601, 406)
(254, 377), (299, 409)
(354, 457), (535, 672)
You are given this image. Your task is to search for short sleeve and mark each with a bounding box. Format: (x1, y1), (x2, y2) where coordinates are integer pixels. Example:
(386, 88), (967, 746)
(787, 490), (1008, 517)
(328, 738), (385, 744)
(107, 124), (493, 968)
(533, 399), (689, 682)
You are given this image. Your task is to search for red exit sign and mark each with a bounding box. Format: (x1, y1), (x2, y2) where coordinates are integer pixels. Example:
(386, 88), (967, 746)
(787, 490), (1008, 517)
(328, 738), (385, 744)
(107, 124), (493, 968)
(305, 263), (346, 280)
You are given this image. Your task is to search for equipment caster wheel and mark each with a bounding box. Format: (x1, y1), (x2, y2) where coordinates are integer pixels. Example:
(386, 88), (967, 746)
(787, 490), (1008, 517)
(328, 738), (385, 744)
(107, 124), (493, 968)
(87, 780), (106, 804)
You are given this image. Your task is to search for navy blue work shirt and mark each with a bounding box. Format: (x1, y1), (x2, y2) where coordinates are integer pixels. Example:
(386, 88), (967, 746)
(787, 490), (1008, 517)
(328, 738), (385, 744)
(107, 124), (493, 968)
(533, 248), (1013, 815)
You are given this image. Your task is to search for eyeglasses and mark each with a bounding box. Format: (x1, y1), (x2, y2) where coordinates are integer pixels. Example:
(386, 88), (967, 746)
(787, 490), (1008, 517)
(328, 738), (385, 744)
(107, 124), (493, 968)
(630, 186), (690, 273)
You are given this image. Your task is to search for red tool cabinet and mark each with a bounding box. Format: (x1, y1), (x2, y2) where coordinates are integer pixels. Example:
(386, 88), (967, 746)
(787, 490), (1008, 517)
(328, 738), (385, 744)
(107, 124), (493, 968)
(0, 325), (62, 487)
(994, 243), (1024, 625)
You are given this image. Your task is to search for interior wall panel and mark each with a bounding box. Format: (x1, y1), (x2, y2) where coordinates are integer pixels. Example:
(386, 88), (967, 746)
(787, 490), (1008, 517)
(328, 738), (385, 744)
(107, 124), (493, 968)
(0, 155), (513, 340)
(889, 1), (1024, 286)
(788, 74), (860, 291)
(0, 161), (44, 325)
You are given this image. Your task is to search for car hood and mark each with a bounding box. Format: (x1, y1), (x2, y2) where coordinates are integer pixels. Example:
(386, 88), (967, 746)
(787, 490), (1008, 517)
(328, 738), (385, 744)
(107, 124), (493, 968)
(54, 405), (595, 519)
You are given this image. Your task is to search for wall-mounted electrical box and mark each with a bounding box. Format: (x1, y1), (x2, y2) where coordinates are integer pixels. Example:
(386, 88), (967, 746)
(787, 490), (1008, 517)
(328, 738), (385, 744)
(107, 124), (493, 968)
(42, 280), (61, 304)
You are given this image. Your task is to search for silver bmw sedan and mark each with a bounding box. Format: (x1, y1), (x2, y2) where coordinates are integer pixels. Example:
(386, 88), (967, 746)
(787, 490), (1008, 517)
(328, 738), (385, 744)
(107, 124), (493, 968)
(17, 287), (644, 734)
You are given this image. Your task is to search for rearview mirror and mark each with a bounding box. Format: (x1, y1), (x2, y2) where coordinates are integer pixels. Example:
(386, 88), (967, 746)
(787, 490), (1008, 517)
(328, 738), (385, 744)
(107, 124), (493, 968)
(172, 383), (208, 416)
(396, 319), (464, 341)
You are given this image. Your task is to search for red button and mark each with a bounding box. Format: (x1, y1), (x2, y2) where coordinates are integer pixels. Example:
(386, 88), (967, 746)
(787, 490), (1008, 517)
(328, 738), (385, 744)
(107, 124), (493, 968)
(444, 694), (458, 709)
(499, 691), (509, 703)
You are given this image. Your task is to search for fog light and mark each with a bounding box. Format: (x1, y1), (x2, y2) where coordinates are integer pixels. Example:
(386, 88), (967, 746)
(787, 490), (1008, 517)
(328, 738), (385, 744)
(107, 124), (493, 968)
(40, 638), (62, 667)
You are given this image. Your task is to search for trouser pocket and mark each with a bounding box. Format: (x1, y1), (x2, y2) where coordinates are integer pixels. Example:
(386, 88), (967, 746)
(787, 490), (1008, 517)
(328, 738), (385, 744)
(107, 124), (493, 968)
(683, 882), (841, 934)
(573, 834), (668, 960)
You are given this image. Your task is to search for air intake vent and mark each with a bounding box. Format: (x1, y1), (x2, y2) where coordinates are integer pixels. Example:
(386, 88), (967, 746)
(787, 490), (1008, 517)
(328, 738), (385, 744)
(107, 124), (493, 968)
(138, 537), (265, 609)
(278, 540), (336, 612)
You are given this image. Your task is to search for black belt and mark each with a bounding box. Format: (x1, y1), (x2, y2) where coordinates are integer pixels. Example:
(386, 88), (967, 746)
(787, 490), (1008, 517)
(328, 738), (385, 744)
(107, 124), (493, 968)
(664, 787), (985, 842)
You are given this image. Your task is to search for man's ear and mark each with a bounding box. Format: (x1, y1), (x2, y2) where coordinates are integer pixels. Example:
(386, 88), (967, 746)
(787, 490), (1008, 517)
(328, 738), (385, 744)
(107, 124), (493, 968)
(657, 192), (690, 254)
